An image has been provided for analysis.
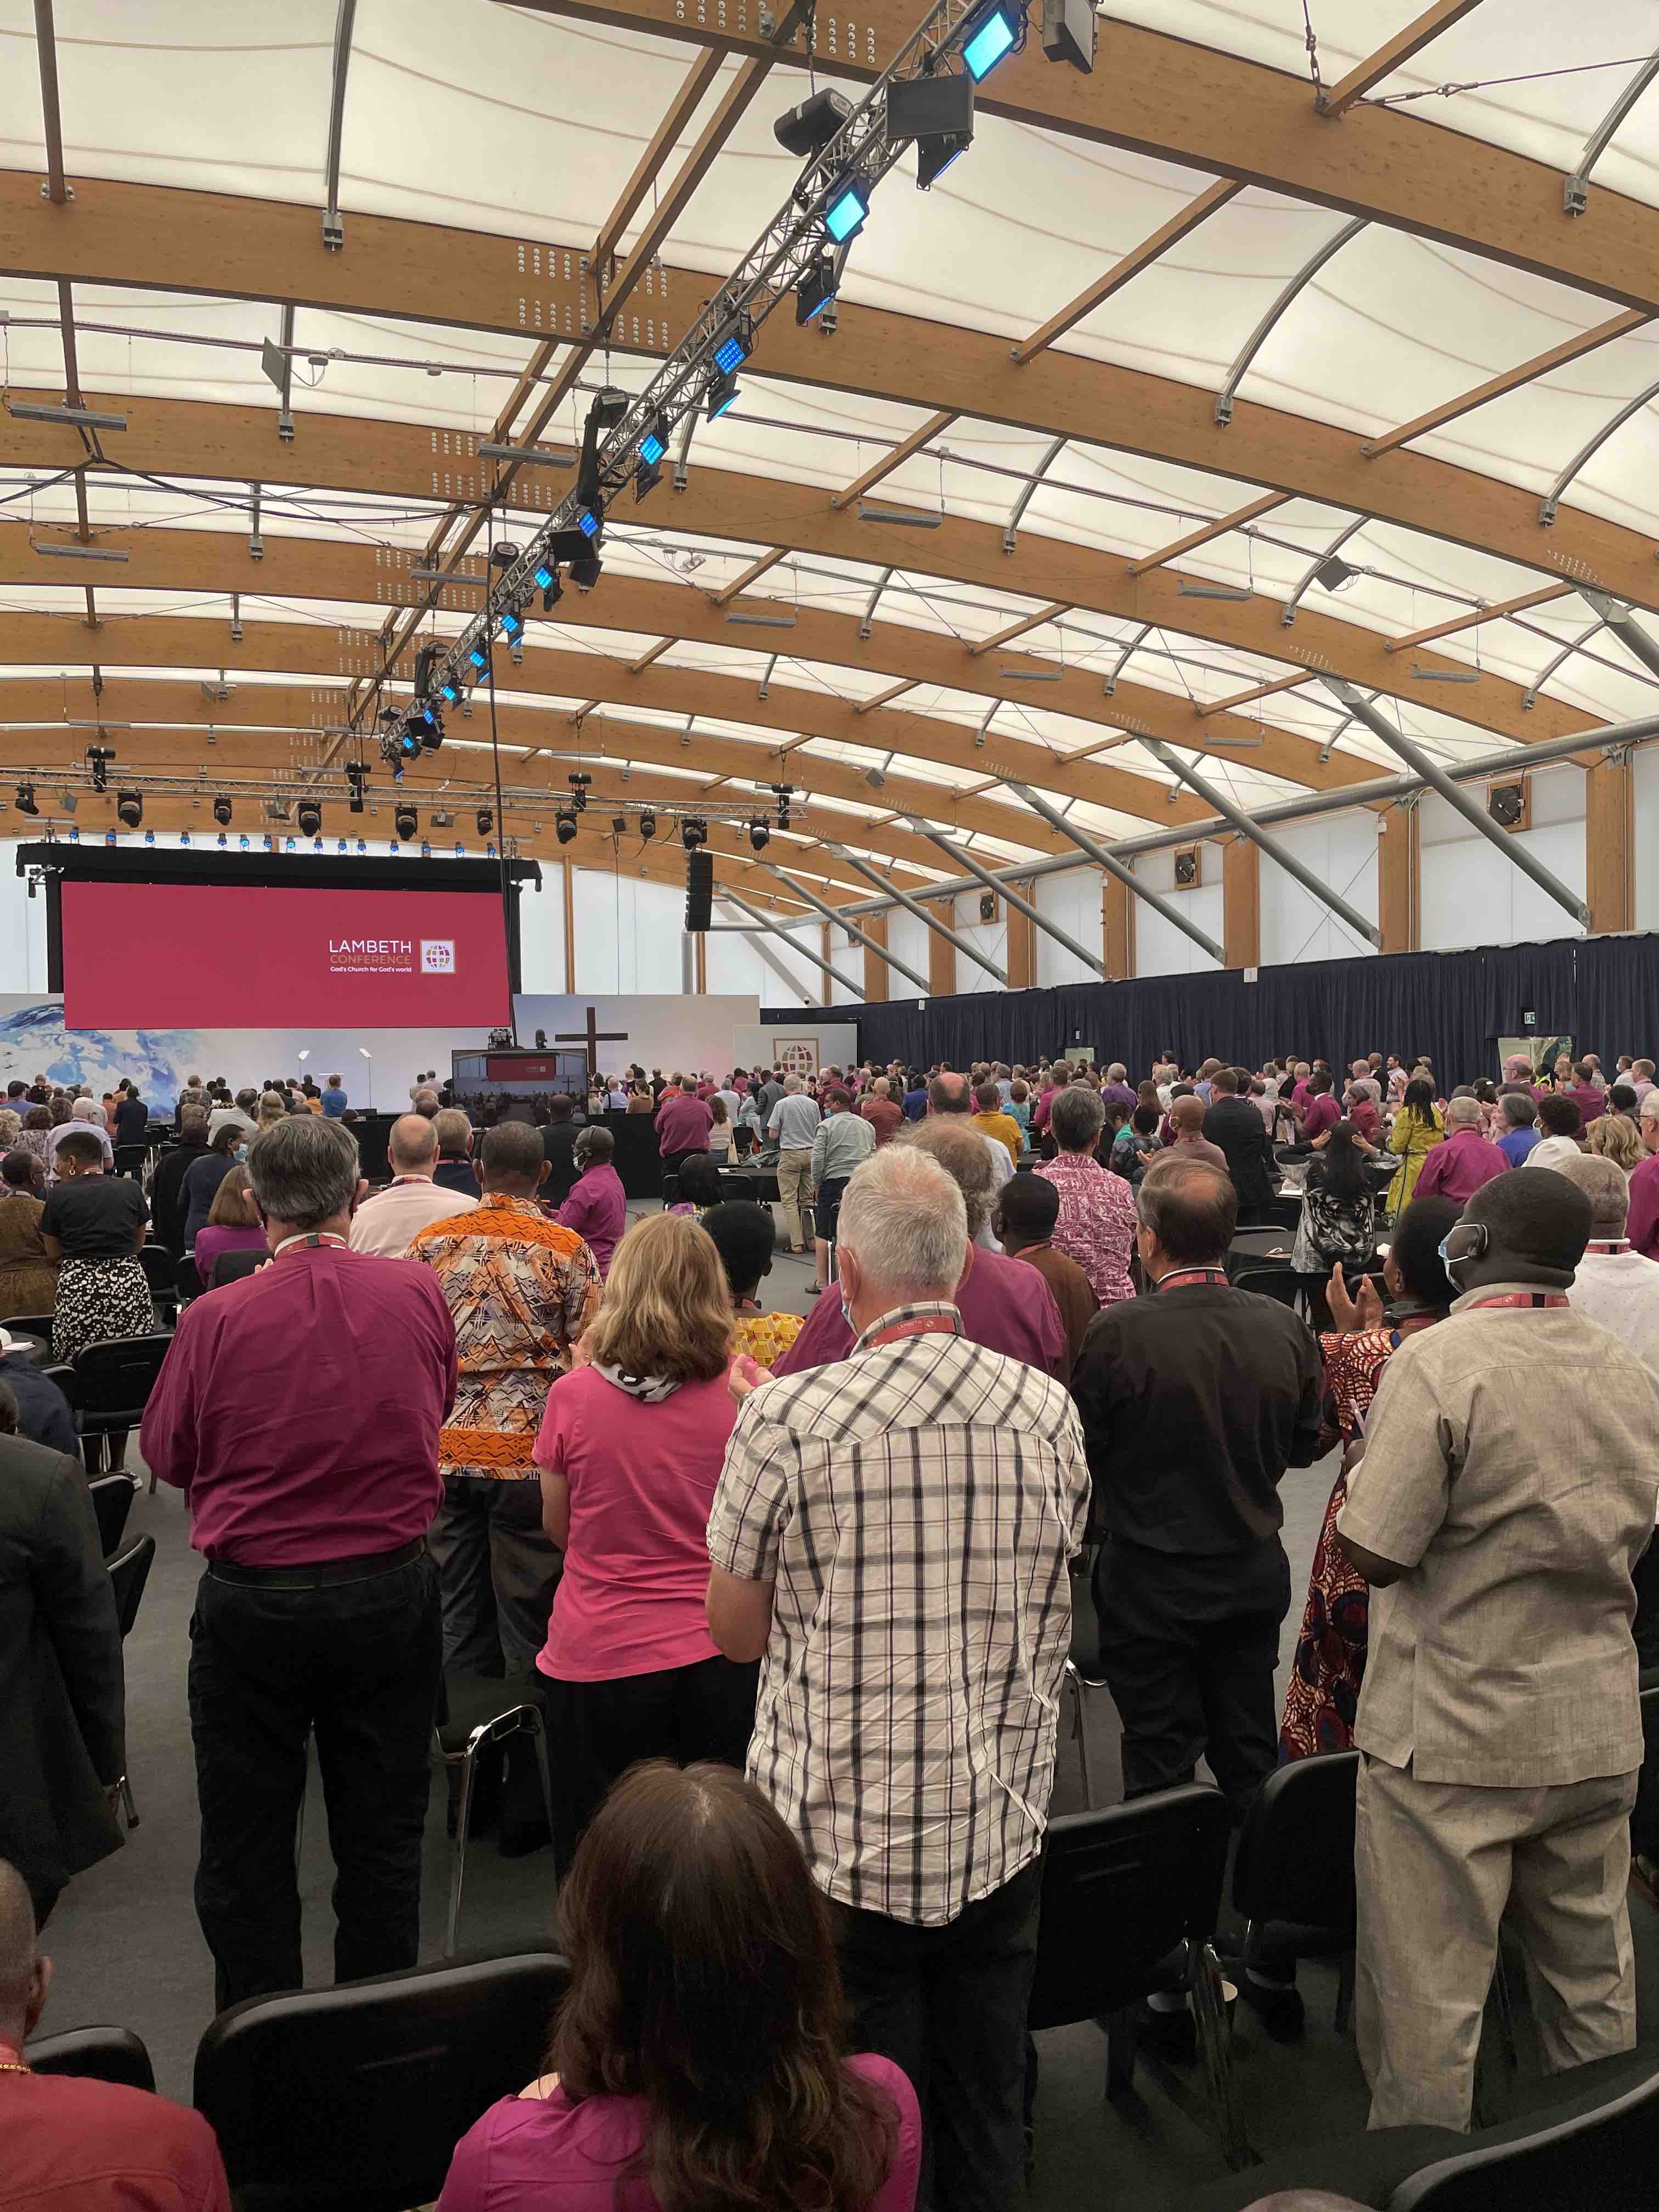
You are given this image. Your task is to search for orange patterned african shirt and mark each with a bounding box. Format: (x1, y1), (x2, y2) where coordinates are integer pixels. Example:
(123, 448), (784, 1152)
(406, 1194), (602, 1479)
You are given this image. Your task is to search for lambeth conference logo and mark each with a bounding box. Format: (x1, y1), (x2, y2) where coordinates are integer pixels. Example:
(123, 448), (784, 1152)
(421, 940), (456, 974)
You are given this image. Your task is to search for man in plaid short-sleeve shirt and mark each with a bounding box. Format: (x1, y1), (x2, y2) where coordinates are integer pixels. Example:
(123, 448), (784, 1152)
(708, 1144), (1089, 2212)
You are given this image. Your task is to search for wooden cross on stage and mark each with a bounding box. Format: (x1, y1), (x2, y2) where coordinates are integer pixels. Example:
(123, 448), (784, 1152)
(555, 1005), (629, 1077)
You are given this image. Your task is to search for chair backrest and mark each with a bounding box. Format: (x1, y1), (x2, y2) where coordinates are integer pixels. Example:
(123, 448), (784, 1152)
(175, 1255), (205, 1304)
(1231, 1748), (1359, 1939)
(1232, 1266), (1302, 1307)
(108, 1532), (156, 1639)
(2, 1313), (55, 1345)
(207, 1248), (267, 1289)
(137, 1244), (177, 1294)
(112, 1144), (148, 1178)
(193, 1947), (571, 2212)
(25, 2024), (154, 2092)
(87, 1472), (136, 1559)
(1387, 2055), (1659, 2209)
(1068, 1551), (1104, 1683)
(38, 1362), (76, 1407)
(1028, 1785), (1232, 2031)
(73, 1333), (174, 1420)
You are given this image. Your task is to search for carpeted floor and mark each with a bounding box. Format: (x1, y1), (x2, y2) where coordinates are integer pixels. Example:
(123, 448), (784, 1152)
(37, 1213), (1659, 2203)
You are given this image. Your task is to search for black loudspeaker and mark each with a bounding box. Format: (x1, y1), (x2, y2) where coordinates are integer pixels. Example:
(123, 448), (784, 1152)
(685, 848), (714, 932)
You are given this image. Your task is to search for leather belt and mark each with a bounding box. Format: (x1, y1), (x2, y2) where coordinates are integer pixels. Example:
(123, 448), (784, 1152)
(207, 1536), (426, 1589)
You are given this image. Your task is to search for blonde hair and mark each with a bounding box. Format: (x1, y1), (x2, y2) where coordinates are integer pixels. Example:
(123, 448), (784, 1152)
(1586, 1111), (1641, 1173)
(586, 1213), (735, 1383)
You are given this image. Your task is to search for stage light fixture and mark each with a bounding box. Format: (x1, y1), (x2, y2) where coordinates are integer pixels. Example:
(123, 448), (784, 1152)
(713, 314), (756, 377)
(961, 0), (1023, 80)
(476, 806), (493, 836)
(748, 818), (771, 851)
(569, 554), (603, 592)
(297, 799), (322, 837)
(634, 452), (662, 502)
(774, 86), (850, 158)
(568, 772), (591, 812)
(414, 640), (443, 699)
(146, 831), (157, 848)
(468, 642), (489, 672)
(439, 680), (461, 705)
(543, 569), (565, 608)
(707, 370), (741, 421)
(1040, 0), (1094, 71)
(85, 745), (115, 792)
(638, 413), (671, 468)
(640, 809), (656, 842)
(500, 608), (524, 645)
(356, 837), (367, 854)
(14, 783), (37, 816)
(337, 838), (348, 854)
(490, 540), (521, 568)
(239, 833), (250, 849)
(610, 815), (628, 837)
(590, 387), (630, 432)
(116, 789), (143, 828)
(394, 803), (418, 839)
(794, 246), (840, 325)
(554, 809), (578, 845)
(217, 833), (227, 848)
(1315, 555), (1358, 594)
(420, 840), (432, 859)
(431, 810), (456, 830)
(213, 795), (233, 826)
(824, 176), (870, 245)
(59, 792), (77, 814)
(680, 816), (707, 851)
(889, 72), (975, 188)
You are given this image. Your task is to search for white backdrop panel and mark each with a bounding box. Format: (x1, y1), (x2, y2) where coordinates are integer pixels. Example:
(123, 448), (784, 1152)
(1132, 844), (1226, 978)
(951, 890), (1008, 996)
(1260, 813), (1379, 968)
(1033, 866), (1103, 989)
(515, 994), (759, 1076)
(571, 871), (685, 994)
(1419, 765), (1586, 951)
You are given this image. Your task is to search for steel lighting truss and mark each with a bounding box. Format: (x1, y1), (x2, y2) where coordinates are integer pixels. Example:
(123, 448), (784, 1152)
(375, 0), (1008, 747)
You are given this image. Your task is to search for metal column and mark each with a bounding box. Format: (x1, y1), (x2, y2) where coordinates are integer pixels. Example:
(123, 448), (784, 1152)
(1003, 781), (1226, 966)
(1322, 679), (1592, 928)
(825, 844), (1008, 985)
(918, 828), (1105, 977)
(1143, 738), (1384, 949)
(321, 0), (358, 250)
(759, 864), (930, 993)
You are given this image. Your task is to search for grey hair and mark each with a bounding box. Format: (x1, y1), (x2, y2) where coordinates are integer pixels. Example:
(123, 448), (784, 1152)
(431, 1107), (472, 1154)
(1445, 1094), (1483, 1128)
(1552, 1150), (1629, 1234)
(836, 1144), (967, 1302)
(1500, 1091), (1537, 1130)
(783, 1074), (804, 1094)
(247, 1114), (359, 1229)
(1049, 1083), (1105, 1152)
(71, 1097), (101, 1122)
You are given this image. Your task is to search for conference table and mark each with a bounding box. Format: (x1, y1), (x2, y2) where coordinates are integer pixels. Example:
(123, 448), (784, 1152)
(1227, 1228), (1297, 1278)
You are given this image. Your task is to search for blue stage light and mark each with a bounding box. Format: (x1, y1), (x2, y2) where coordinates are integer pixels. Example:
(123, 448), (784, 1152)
(825, 177), (868, 244)
(639, 427), (664, 465)
(707, 370), (740, 420)
(500, 608), (523, 641)
(533, 564), (554, 590)
(468, 643), (489, 670)
(961, 0), (1019, 80)
(575, 509), (600, 539)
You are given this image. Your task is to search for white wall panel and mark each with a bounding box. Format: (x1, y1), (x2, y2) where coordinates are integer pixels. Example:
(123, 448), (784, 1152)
(1635, 746), (1659, 935)
(0, 844), (49, 994)
(830, 925), (862, 1006)
(1033, 865), (1103, 988)
(572, 870), (685, 992)
(1419, 764), (1586, 951)
(1260, 813), (1379, 967)
(888, 906), (932, 995)
(1132, 843), (1225, 978)
(516, 862), (566, 992)
(952, 889), (1008, 995)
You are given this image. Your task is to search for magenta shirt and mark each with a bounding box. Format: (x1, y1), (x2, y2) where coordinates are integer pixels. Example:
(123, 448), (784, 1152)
(437, 2055), (919, 2212)
(653, 1092), (713, 1154)
(1413, 1127), (1511, 1205)
(771, 1244), (1068, 1382)
(1628, 1151), (1659, 1261)
(1034, 1153), (1136, 1306)
(140, 1246), (456, 1565)
(191, 1223), (269, 1278)
(1301, 1093), (1339, 1142)
(1565, 1082), (1606, 1126)
(533, 1367), (738, 1681)
(557, 1163), (627, 1278)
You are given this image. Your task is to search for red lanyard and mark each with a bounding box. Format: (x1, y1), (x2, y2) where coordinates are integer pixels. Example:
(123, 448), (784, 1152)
(1585, 1240), (1630, 1255)
(1156, 1268), (1229, 1292)
(863, 1314), (962, 1350)
(1465, 1292), (1570, 1311)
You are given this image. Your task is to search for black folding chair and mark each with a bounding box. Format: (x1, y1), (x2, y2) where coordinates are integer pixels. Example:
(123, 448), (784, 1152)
(74, 1333), (174, 1491)
(1029, 1784), (1247, 2168)
(175, 1254), (204, 1306)
(112, 1143), (148, 1182)
(437, 1675), (557, 1956)
(1063, 1549), (1111, 1810)
(194, 1948), (571, 2212)
(137, 1242), (178, 1320)
(1232, 1266), (1303, 1308)
(3, 1312), (55, 1346)
(1231, 1749), (1359, 2031)
(1387, 2052), (1659, 2209)
(106, 1533), (156, 1830)
(87, 1471), (137, 1558)
(24, 2024), (154, 2091)
(205, 1246), (267, 1289)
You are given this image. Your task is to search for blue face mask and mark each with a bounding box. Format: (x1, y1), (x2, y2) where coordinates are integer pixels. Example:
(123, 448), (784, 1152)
(234, 1144), (249, 1163)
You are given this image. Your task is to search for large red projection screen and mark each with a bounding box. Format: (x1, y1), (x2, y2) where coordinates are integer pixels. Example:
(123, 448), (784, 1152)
(61, 882), (509, 1029)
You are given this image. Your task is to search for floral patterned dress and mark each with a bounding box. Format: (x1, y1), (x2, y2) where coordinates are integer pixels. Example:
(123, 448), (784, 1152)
(1279, 1309), (1440, 1759)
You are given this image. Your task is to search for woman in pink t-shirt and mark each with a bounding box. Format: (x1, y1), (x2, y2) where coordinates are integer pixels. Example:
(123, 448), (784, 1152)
(532, 1213), (755, 1872)
(437, 1764), (921, 2212)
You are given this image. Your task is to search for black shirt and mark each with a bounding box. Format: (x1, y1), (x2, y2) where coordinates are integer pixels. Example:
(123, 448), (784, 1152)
(113, 1097), (149, 1146)
(180, 1152), (236, 1250)
(1201, 1094), (1278, 1221)
(40, 1175), (149, 1260)
(432, 1156), (477, 1199)
(1072, 1280), (1323, 1555)
(542, 1122), (580, 1206)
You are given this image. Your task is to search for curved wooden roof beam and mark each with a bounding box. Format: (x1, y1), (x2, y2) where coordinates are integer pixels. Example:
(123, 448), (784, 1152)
(0, 175), (1654, 616)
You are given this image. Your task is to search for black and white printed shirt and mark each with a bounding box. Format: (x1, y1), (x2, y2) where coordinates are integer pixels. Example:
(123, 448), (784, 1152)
(707, 1302), (1091, 1926)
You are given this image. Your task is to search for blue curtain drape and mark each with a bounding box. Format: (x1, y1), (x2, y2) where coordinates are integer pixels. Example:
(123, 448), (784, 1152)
(760, 931), (1654, 1078)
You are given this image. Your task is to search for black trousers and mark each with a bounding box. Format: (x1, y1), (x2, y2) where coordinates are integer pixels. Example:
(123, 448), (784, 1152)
(1093, 1535), (1290, 1820)
(660, 1147), (704, 1182)
(831, 1858), (1042, 2212)
(188, 1551), (441, 2011)
(535, 1652), (759, 1875)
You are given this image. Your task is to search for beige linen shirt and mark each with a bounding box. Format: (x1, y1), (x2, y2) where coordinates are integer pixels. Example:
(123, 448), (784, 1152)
(348, 1175), (476, 1258)
(1338, 1283), (1659, 1787)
